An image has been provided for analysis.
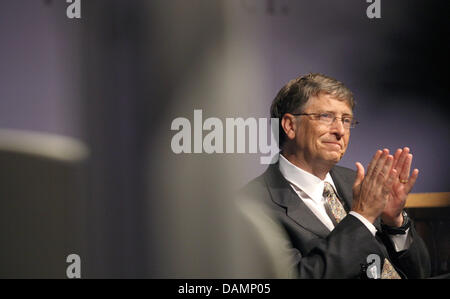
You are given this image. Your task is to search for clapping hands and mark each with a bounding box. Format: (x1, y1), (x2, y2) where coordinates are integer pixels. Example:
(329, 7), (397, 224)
(351, 148), (418, 226)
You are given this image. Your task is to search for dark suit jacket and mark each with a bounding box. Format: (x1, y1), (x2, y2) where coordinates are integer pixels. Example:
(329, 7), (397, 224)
(239, 163), (431, 278)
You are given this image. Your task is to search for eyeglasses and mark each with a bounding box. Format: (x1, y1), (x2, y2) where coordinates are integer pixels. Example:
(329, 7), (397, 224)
(291, 112), (359, 129)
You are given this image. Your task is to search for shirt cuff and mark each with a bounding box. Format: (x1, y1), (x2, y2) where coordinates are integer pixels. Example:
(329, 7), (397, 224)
(348, 211), (378, 237)
(388, 228), (412, 251)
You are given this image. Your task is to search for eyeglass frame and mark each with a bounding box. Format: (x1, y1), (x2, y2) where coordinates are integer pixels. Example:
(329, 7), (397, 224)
(290, 112), (359, 129)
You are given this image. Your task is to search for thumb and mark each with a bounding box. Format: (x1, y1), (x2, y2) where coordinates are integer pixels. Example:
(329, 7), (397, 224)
(353, 162), (365, 189)
(352, 162), (365, 211)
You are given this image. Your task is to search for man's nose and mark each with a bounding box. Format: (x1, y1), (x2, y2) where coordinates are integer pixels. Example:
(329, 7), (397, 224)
(330, 118), (346, 137)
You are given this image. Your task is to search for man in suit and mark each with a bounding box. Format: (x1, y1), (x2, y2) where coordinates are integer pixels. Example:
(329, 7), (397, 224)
(239, 73), (430, 278)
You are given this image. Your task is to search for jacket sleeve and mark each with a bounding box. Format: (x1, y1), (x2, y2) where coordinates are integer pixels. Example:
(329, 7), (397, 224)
(379, 219), (431, 278)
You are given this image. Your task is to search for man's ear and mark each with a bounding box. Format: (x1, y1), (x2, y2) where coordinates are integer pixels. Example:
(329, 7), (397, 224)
(281, 113), (297, 142)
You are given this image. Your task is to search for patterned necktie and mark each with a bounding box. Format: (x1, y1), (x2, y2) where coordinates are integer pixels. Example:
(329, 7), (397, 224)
(323, 182), (347, 223)
(381, 259), (401, 279)
(322, 182), (401, 279)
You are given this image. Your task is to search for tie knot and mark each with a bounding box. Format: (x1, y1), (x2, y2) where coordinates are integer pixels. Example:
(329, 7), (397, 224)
(323, 182), (335, 197)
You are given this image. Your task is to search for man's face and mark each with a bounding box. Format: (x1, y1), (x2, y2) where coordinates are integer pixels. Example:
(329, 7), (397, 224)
(294, 93), (352, 167)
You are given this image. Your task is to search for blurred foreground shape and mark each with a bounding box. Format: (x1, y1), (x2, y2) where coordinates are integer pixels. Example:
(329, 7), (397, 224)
(0, 129), (89, 278)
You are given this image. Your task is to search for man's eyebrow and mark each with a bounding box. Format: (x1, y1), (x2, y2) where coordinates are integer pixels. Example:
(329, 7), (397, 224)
(323, 110), (353, 116)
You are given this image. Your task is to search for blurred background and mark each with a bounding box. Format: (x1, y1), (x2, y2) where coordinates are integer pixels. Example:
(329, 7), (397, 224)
(0, 0), (448, 278)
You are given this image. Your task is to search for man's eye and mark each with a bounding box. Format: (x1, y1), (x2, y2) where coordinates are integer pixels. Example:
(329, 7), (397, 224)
(343, 118), (352, 124)
(320, 113), (333, 119)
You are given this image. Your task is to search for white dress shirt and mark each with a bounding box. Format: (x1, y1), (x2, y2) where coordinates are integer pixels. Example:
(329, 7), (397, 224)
(278, 154), (411, 252)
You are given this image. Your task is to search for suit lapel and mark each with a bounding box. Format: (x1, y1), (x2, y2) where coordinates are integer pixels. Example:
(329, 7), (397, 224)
(263, 163), (331, 238)
(329, 167), (353, 212)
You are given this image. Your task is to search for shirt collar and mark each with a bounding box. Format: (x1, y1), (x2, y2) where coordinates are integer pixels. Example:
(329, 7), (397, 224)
(278, 154), (337, 204)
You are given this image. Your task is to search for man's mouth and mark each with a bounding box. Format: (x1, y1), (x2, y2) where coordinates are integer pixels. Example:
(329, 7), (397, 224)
(322, 141), (342, 149)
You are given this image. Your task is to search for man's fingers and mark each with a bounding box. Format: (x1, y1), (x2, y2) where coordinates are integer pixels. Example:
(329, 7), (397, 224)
(405, 168), (419, 193)
(395, 147), (410, 173)
(400, 154), (413, 181)
(377, 154), (394, 184)
(373, 149), (390, 180)
(392, 148), (402, 170)
(385, 168), (398, 189)
(365, 150), (382, 179)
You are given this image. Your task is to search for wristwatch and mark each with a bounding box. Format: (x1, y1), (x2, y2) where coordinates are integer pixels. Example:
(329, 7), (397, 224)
(381, 210), (411, 235)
